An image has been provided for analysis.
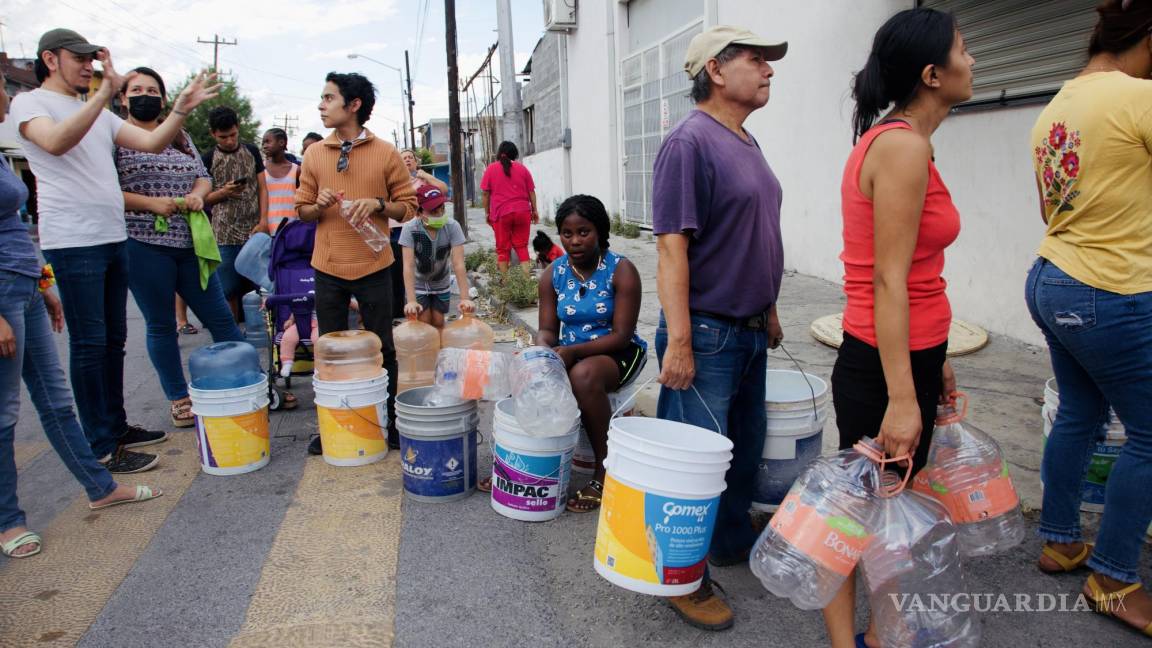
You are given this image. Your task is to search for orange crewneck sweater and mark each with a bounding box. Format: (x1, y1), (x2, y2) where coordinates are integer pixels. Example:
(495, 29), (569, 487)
(295, 129), (418, 279)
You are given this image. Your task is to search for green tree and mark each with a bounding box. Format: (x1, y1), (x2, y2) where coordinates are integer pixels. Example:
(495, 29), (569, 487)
(170, 75), (262, 154)
(414, 147), (435, 166)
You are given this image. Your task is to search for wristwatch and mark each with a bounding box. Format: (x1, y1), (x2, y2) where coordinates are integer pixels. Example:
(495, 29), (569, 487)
(376, 197), (388, 213)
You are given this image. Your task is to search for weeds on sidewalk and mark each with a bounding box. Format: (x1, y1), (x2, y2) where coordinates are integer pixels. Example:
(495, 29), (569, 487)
(611, 213), (640, 239)
(466, 247), (496, 272)
(493, 266), (539, 310)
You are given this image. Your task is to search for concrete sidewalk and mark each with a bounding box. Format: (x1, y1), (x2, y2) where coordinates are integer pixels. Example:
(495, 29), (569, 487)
(459, 206), (1054, 509)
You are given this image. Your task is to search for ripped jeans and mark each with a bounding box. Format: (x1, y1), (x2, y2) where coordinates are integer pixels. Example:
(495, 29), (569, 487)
(1025, 257), (1152, 583)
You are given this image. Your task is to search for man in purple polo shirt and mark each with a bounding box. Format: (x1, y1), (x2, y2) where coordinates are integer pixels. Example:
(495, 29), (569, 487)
(652, 25), (787, 631)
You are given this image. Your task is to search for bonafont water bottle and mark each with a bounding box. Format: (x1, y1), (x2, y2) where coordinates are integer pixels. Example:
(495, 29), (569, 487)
(750, 438), (901, 610)
(864, 474), (979, 648)
(511, 346), (580, 437)
(912, 393), (1026, 557)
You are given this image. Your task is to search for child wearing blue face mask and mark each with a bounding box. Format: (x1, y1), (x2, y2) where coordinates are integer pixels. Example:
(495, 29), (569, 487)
(399, 184), (475, 329)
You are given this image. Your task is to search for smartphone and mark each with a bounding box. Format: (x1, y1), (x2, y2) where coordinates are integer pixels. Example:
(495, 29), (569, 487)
(233, 176), (249, 186)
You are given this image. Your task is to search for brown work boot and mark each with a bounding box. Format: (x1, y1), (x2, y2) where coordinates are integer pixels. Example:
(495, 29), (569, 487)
(667, 579), (734, 631)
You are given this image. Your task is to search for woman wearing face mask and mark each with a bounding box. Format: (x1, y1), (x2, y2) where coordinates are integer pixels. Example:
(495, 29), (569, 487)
(116, 67), (242, 428)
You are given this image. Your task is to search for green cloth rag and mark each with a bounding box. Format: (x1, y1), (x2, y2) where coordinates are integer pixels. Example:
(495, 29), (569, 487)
(186, 211), (221, 290)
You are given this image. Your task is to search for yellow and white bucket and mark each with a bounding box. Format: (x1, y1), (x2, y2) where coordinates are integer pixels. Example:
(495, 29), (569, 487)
(189, 378), (271, 476)
(312, 372), (390, 467)
(594, 416), (733, 596)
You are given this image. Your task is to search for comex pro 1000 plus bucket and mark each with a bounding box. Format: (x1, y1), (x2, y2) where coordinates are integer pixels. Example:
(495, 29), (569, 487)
(594, 415), (733, 596)
(189, 377), (270, 476)
(312, 371), (390, 467)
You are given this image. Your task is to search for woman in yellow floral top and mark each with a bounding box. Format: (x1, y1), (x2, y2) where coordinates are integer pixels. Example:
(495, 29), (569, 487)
(1024, 0), (1152, 636)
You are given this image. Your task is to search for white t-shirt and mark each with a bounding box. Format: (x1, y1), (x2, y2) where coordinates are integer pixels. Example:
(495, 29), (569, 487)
(10, 88), (127, 250)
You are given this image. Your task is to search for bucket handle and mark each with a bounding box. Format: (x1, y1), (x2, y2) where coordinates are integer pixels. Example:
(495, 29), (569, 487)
(338, 395), (390, 438)
(774, 342), (820, 423)
(610, 376), (723, 435)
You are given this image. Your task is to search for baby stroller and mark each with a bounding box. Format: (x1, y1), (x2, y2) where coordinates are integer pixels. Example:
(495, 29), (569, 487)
(263, 219), (317, 407)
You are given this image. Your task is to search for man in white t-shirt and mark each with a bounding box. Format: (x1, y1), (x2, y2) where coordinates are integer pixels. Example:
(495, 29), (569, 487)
(11, 28), (218, 474)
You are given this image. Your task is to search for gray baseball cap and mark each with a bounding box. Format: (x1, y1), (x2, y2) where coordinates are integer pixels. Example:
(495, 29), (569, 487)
(684, 25), (787, 78)
(37, 28), (102, 57)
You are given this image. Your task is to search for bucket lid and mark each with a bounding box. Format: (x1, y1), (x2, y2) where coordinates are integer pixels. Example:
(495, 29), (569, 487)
(610, 417), (733, 454)
(188, 377), (268, 398)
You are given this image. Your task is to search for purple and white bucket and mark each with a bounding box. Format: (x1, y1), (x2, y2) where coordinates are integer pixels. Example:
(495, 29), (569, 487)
(491, 398), (578, 522)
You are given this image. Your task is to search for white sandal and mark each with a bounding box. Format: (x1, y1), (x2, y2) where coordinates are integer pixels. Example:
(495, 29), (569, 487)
(1, 530), (42, 558)
(89, 485), (164, 511)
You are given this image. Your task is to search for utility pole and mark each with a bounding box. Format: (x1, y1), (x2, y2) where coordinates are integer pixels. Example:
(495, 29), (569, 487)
(495, 0), (523, 148)
(196, 34), (237, 71)
(445, 0), (467, 236)
(274, 114), (299, 137)
(405, 50), (416, 152)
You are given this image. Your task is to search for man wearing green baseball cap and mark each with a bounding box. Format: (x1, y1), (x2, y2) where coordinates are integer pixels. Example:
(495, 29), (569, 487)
(10, 28), (220, 474)
(652, 23), (787, 632)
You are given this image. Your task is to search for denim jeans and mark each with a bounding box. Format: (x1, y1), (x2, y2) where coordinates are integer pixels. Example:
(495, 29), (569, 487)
(655, 312), (768, 561)
(0, 271), (118, 532)
(216, 243), (252, 300)
(1025, 257), (1152, 583)
(127, 239), (243, 401)
(42, 242), (129, 459)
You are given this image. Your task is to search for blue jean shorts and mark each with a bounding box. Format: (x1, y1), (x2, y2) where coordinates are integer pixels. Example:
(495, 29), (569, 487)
(416, 291), (451, 314)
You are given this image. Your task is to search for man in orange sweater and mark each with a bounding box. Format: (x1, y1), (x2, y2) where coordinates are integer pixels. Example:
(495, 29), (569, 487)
(296, 72), (417, 453)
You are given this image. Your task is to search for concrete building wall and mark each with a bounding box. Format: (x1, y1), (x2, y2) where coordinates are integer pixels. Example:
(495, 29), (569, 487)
(521, 146), (567, 222)
(529, 0), (1058, 344)
(522, 33), (564, 154)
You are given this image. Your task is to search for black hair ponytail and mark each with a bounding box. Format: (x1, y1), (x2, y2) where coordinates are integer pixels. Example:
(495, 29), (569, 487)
(496, 140), (519, 177)
(851, 8), (957, 142)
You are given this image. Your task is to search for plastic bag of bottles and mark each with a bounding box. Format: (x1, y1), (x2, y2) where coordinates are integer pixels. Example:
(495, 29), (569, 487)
(863, 474), (979, 648)
(750, 438), (900, 610)
(428, 348), (513, 403)
(510, 346), (581, 437)
(912, 393), (1026, 557)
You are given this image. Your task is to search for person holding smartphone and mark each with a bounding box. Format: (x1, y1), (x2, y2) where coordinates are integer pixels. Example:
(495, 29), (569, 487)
(203, 106), (269, 323)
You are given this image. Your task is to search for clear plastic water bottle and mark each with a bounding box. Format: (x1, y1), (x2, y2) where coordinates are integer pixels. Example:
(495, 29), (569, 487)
(863, 475), (979, 648)
(912, 394), (1026, 557)
(511, 346), (580, 437)
(341, 199), (389, 252)
(750, 439), (890, 610)
(430, 348), (513, 402)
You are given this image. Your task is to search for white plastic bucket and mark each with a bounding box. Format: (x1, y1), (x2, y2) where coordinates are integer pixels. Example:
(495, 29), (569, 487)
(189, 378), (270, 476)
(491, 399), (578, 522)
(395, 386), (479, 502)
(312, 372), (390, 467)
(594, 416), (733, 596)
(1041, 377), (1127, 512)
(573, 387), (641, 474)
(753, 370), (829, 512)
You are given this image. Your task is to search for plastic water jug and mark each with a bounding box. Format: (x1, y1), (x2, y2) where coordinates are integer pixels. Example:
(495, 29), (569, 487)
(314, 330), (384, 381)
(912, 394), (1026, 557)
(751, 438), (905, 610)
(189, 341), (264, 389)
(441, 313), (494, 350)
(430, 348), (513, 402)
(394, 317), (441, 392)
(241, 291), (268, 349)
(511, 346), (580, 436)
(863, 474), (979, 648)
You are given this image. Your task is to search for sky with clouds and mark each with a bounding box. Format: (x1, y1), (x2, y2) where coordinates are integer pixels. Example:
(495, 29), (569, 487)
(2, 0), (545, 152)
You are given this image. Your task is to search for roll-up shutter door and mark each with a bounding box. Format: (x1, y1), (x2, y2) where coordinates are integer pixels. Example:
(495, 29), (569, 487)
(920, 0), (1098, 105)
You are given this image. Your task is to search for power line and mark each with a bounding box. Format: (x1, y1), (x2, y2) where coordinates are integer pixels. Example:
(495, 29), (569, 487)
(196, 34), (237, 71)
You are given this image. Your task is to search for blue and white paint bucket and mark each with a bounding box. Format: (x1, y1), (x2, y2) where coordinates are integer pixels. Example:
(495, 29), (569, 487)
(395, 386), (479, 503)
(491, 399), (578, 522)
(752, 370), (829, 512)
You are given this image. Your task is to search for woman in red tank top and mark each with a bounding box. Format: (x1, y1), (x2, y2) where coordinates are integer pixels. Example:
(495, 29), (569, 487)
(824, 9), (975, 648)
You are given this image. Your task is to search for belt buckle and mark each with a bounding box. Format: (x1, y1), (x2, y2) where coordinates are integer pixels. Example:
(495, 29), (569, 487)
(745, 313), (766, 330)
